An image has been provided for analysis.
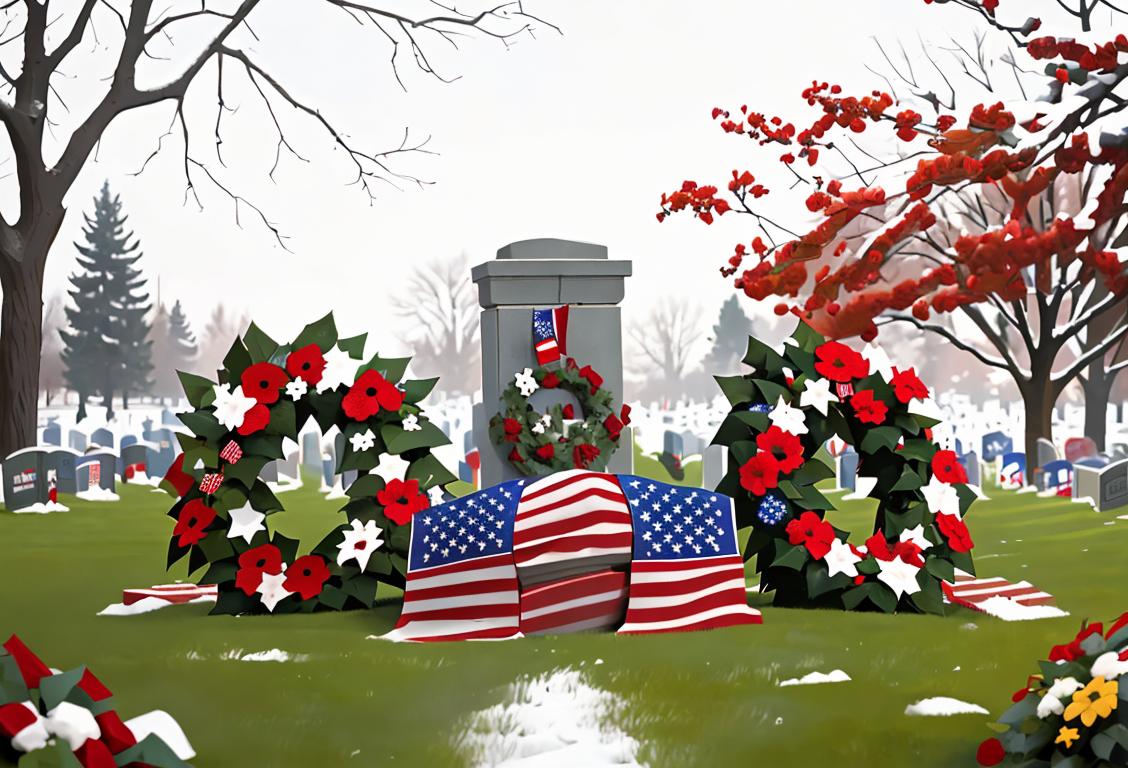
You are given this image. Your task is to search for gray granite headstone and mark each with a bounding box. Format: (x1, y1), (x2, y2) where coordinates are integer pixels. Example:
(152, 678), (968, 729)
(143, 428), (177, 478)
(90, 428), (113, 449)
(962, 450), (981, 487)
(837, 448), (858, 492)
(68, 430), (87, 453)
(1036, 437), (1058, 470)
(76, 451), (117, 492)
(259, 461), (279, 484)
(702, 444), (728, 490)
(45, 449), (79, 495)
(472, 239), (633, 487)
(119, 443), (148, 479)
(161, 409), (181, 427)
(302, 432), (321, 470)
(2, 448), (49, 510)
(280, 452), (300, 480)
(664, 430), (685, 458)
(42, 422), (61, 446)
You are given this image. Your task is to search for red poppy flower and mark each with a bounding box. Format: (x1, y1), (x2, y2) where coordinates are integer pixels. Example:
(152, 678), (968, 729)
(932, 450), (968, 484)
(620, 404), (632, 426)
(865, 533), (893, 561)
(850, 389), (888, 425)
(173, 499), (216, 548)
(738, 451), (781, 496)
(237, 403), (271, 436)
(976, 738), (1005, 766)
(343, 370), (403, 421)
(892, 540), (925, 568)
(814, 341), (870, 382)
(285, 343), (326, 386)
(377, 478), (429, 526)
(785, 511), (835, 559)
(75, 738), (116, 768)
(573, 443), (601, 469)
(562, 404), (575, 419)
(1, 635), (51, 688)
(541, 372), (560, 388)
(890, 367), (929, 403)
(579, 365), (604, 394)
(95, 710), (137, 753)
(240, 362), (289, 405)
(604, 413), (624, 440)
(535, 444), (555, 461)
(935, 512), (973, 552)
(853, 574), (865, 585)
(503, 418), (523, 442)
(283, 555), (331, 600)
(1049, 622), (1105, 662)
(236, 543), (284, 596)
(508, 447), (525, 464)
(756, 426), (805, 473)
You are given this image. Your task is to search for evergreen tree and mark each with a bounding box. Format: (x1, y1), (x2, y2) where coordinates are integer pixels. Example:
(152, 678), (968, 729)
(151, 300), (198, 400)
(59, 182), (151, 420)
(704, 296), (754, 375)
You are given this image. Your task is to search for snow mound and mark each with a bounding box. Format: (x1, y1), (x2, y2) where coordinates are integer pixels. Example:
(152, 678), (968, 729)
(974, 596), (1070, 622)
(240, 649), (304, 663)
(76, 487), (120, 502)
(98, 595), (214, 616)
(11, 501), (70, 514)
(778, 670), (851, 687)
(456, 667), (644, 768)
(905, 697), (988, 717)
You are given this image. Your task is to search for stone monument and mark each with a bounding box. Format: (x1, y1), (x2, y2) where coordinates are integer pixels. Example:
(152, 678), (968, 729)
(472, 238), (633, 488)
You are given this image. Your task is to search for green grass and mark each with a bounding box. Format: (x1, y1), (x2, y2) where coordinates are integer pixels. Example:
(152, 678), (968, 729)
(2, 481), (1125, 767)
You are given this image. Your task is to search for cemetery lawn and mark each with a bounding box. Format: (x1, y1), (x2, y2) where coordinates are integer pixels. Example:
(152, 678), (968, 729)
(2, 481), (1126, 767)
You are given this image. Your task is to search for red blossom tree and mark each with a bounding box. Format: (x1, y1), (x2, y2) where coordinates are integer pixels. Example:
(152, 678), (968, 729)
(659, 0), (1128, 465)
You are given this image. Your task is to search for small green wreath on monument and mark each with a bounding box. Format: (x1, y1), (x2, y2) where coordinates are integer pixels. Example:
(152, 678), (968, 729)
(488, 358), (632, 476)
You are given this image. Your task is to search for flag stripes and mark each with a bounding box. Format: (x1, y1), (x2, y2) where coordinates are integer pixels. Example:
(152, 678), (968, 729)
(618, 555), (761, 634)
(122, 584), (217, 606)
(943, 573), (1056, 608)
(519, 570), (629, 635)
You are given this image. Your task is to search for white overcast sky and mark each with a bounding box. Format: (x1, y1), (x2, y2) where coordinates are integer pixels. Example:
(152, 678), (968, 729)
(21, 0), (1091, 357)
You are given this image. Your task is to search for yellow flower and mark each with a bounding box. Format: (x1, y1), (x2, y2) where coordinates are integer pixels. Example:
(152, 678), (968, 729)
(1055, 726), (1080, 749)
(1063, 676), (1119, 727)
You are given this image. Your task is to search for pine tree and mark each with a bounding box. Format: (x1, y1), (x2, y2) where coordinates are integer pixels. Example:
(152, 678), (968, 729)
(151, 299), (198, 400)
(704, 296), (754, 375)
(59, 181), (151, 420)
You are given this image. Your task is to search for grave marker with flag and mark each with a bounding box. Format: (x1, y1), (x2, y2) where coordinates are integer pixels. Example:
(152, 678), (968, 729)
(532, 305), (569, 366)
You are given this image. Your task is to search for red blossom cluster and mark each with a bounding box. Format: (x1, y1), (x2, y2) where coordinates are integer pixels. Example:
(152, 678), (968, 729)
(657, 180), (731, 225)
(1027, 33), (1128, 73)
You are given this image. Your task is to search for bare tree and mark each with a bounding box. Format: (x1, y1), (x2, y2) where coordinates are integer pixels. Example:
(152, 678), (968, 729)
(39, 292), (65, 406)
(393, 253), (479, 396)
(0, 1), (555, 456)
(629, 298), (705, 390)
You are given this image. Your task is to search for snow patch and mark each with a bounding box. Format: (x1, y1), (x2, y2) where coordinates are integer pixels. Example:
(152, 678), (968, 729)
(239, 649), (306, 663)
(973, 596), (1070, 622)
(97, 595), (214, 616)
(76, 487), (120, 502)
(905, 697), (988, 717)
(10, 501), (70, 514)
(456, 667), (644, 768)
(778, 670), (851, 687)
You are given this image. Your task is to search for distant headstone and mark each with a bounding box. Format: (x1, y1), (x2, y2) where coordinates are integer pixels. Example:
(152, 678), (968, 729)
(1064, 437), (1098, 463)
(1075, 455), (1111, 469)
(1039, 459), (1073, 496)
(2, 448), (49, 510)
(960, 451), (981, 487)
(702, 444), (727, 490)
(301, 432), (321, 470)
(76, 452), (117, 493)
(143, 428), (177, 478)
(120, 443), (148, 480)
(321, 457), (334, 488)
(1110, 443), (1128, 461)
(1074, 458), (1128, 513)
(341, 469), (358, 489)
(663, 430), (684, 459)
(90, 428), (114, 449)
(837, 448), (858, 492)
(45, 449), (80, 495)
(120, 434), (138, 450)
(279, 452), (299, 481)
(1036, 438), (1058, 469)
(999, 452), (1026, 489)
(42, 422), (61, 446)
(981, 431), (1012, 462)
(681, 430), (705, 457)
(68, 430), (87, 453)
(259, 461), (279, 484)
(161, 409), (180, 427)
(463, 430), (475, 455)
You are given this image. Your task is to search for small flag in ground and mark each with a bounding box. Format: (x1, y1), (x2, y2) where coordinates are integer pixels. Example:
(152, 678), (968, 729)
(122, 584), (217, 606)
(943, 572), (1067, 621)
(617, 477), (761, 634)
(513, 470), (634, 586)
(383, 480), (525, 642)
(220, 441), (243, 464)
(532, 305), (569, 366)
(519, 569), (629, 636)
(199, 472), (224, 494)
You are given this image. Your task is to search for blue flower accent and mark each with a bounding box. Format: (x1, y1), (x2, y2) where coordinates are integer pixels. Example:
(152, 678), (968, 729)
(747, 403), (771, 414)
(757, 493), (789, 526)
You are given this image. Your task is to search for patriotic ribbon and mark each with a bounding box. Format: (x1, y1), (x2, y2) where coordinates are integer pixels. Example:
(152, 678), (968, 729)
(532, 305), (569, 366)
(199, 472), (224, 495)
(219, 441), (243, 464)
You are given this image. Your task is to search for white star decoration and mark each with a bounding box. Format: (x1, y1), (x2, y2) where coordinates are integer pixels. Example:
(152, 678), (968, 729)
(317, 347), (360, 393)
(514, 368), (539, 398)
(285, 378), (308, 401)
(226, 501), (266, 544)
(862, 343), (895, 381)
(798, 377), (835, 416)
(402, 414), (422, 432)
(899, 524), (932, 552)
(824, 538), (862, 579)
(768, 396), (808, 435)
(350, 429), (376, 452)
(877, 556), (923, 598)
(336, 519), (384, 571)
(922, 474), (962, 518)
(256, 570), (292, 612)
(212, 384), (256, 430)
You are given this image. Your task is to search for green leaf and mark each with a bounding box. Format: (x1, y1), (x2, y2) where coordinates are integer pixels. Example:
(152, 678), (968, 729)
(898, 439), (937, 463)
(293, 312), (338, 353)
(177, 371), (215, 408)
(406, 453), (458, 490)
(714, 375), (757, 407)
(752, 379), (790, 407)
(317, 584), (348, 611)
(890, 466), (924, 492)
(17, 739), (83, 767)
(382, 420), (451, 455)
(346, 473), (386, 500)
(266, 399), (297, 438)
(789, 319), (826, 351)
(742, 336), (788, 374)
(403, 377), (439, 404)
(249, 479), (284, 514)
(771, 542), (808, 571)
(806, 562), (844, 598)
(909, 576), (944, 615)
(860, 426), (901, 454)
(924, 556), (955, 584)
(110, 733), (192, 768)
(38, 666), (84, 711)
(177, 411), (228, 441)
(791, 457), (835, 486)
(338, 332), (368, 359)
(243, 322), (279, 362)
(222, 336), (253, 382)
(198, 529), (235, 562)
(361, 354), (411, 384)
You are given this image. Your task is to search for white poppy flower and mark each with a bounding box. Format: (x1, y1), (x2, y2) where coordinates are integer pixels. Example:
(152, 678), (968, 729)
(824, 538), (862, 579)
(768, 396), (808, 435)
(402, 414), (422, 432)
(876, 556), (922, 598)
(350, 429), (376, 453)
(899, 525), (932, 552)
(285, 378), (308, 401)
(798, 377), (835, 416)
(336, 519), (384, 572)
(257, 570), (293, 612)
(514, 368), (539, 398)
(317, 347), (360, 393)
(212, 384), (256, 431)
(226, 501), (266, 544)
(922, 474), (962, 518)
(1091, 652), (1128, 680)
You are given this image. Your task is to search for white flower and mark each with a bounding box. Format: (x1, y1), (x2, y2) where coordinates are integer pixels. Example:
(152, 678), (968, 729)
(768, 396), (808, 435)
(212, 384), (257, 431)
(862, 343), (895, 381)
(824, 538), (862, 579)
(899, 525), (931, 552)
(514, 368), (539, 398)
(531, 413), (552, 435)
(402, 414), (422, 432)
(9, 702), (48, 752)
(922, 475), (962, 518)
(350, 429), (376, 453)
(317, 347), (360, 393)
(798, 377), (835, 416)
(876, 556), (922, 599)
(257, 570), (293, 612)
(1037, 678), (1082, 718)
(226, 501), (266, 544)
(1036, 694), (1064, 719)
(336, 519), (384, 572)
(1091, 652), (1128, 680)
(285, 378), (308, 401)
(44, 702), (100, 750)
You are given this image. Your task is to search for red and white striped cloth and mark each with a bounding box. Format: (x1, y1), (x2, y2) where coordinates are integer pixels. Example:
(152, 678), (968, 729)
(519, 569), (629, 636)
(513, 471), (634, 586)
(943, 572), (1055, 607)
(122, 584), (217, 606)
(618, 554), (762, 634)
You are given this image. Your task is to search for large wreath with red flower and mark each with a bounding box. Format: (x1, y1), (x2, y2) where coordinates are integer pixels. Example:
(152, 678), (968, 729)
(160, 313), (456, 615)
(488, 358), (631, 476)
(712, 321), (978, 614)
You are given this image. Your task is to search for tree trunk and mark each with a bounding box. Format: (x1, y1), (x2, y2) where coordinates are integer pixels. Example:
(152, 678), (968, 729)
(103, 386), (114, 421)
(1081, 363), (1114, 451)
(0, 257), (45, 456)
(77, 393), (87, 423)
(1020, 378), (1055, 486)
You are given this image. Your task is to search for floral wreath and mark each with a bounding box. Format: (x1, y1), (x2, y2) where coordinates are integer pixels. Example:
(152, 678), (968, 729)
(160, 313), (456, 615)
(488, 358), (631, 476)
(711, 320), (977, 615)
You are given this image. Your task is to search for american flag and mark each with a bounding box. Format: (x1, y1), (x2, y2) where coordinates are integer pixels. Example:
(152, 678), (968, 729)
(519, 569), (629, 635)
(513, 470), (634, 586)
(383, 479), (526, 642)
(532, 305), (569, 366)
(616, 477), (762, 634)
